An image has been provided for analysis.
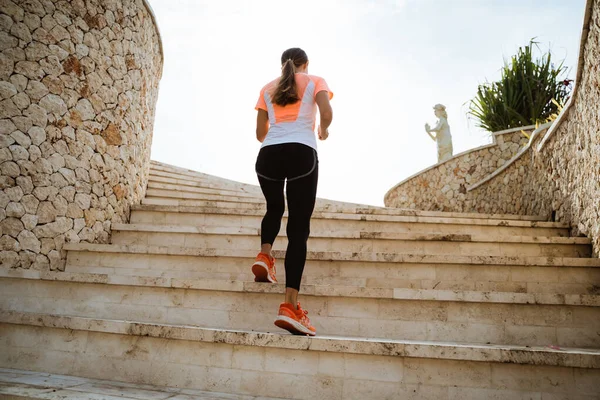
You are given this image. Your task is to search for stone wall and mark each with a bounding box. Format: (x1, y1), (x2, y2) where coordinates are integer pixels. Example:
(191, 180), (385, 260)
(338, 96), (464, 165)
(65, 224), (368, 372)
(386, 0), (600, 256)
(384, 127), (533, 211)
(0, 0), (162, 270)
(467, 0), (600, 254)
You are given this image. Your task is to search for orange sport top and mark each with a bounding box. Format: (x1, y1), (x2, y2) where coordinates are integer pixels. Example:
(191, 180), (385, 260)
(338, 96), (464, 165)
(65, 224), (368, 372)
(255, 73), (333, 150)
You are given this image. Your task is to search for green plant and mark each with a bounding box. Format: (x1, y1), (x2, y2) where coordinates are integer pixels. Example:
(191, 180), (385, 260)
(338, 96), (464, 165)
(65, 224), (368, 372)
(468, 40), (572, 132)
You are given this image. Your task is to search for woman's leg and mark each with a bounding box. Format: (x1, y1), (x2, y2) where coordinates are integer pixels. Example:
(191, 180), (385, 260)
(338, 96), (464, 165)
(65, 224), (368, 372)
(272, 145), (318, 336)
(255, 145), (286, 255)
(284, 152), (318, 305)
(257, 175), (285, 252)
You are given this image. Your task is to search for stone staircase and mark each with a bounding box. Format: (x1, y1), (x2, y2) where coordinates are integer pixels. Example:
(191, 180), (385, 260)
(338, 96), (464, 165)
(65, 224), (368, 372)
(1, 160), (599, 399)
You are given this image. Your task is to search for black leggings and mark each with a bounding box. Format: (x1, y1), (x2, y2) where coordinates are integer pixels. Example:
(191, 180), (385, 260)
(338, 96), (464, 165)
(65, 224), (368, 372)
(255, 143), (318, 291)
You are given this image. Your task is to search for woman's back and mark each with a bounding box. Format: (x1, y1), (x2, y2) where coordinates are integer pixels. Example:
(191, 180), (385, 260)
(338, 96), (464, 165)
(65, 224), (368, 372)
(256, 73), (331, 150)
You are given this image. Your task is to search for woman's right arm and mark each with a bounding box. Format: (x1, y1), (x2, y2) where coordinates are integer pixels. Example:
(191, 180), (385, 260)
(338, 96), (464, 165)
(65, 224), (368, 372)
(315, 91), (333, 140)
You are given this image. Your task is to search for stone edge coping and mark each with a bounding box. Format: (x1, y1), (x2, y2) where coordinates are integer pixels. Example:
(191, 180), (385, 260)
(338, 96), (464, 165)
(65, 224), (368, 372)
(467, 123), (553, 192)
(141, 0), (164, 72)
(63, 243), (600, 268)
(3, 269), (599, 307)
(1, 311), (598, 369)
(491, 125), (538, 137)
(110, 223), (591, 245)
(131, 204), (570, 229)
(0, 368), (284, 400)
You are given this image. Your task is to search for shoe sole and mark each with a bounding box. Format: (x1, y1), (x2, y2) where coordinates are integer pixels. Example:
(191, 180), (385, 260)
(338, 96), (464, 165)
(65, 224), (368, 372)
(274, 315), (316, 336)
(252, 261), (276, 283)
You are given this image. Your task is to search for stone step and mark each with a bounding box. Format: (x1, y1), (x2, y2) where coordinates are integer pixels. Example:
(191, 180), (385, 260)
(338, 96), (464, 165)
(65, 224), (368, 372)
(144, 191), (374, 211)
(150, 162), (255, 186)
(139, 196), (570, 231)
(149, 163), (229, 179)
(148, 163), (552, 222)
(145, 188), (378, 210)
(113, 223), (591, 245)
(147, 165), (413, 217)
(149, 175), (264, 195)
(148, 164), (554, 221)
(149, 171), (553, 223)
(142, 197), (399, 215)
(130, 205), (571, 237)
(109, 224), (592, 258)
(64, 246), (600, 295)
(2, 311), (599, 400)
(65, 242), (600, 268)
(149, 167), (260, 190)
(148, 180), (263, 199)
(3, 271), (599, 348)
(145, 191), (265, 205)
(0, 368), (280, 400)
(145, 185), (550, 221)
(153, 185), (550, 224)
(149, 162), (245, 180)
(149, 169), (258, 190)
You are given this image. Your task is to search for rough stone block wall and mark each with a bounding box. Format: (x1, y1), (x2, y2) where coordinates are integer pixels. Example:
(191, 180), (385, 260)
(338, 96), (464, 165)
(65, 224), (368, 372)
(386, 0), (599, 255)
(468, 0), (600, 255)
(0, 0), (162, 270)
(384, 128), (531, 211)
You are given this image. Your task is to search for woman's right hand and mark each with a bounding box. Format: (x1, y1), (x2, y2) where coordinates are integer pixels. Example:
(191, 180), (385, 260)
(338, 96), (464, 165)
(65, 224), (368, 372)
(318, 125), (329, 140)
(315, 91), (332, 141)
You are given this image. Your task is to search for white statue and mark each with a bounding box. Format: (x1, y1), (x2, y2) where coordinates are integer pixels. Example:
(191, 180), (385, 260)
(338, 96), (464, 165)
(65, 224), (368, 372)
(425, 104), (453, 163)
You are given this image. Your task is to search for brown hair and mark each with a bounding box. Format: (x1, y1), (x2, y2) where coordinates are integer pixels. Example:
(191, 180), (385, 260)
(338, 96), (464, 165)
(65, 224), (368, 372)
(271, 48), (308, 106)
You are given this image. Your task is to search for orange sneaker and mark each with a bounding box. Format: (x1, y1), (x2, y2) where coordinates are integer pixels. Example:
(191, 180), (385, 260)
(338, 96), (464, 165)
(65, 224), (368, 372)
(274, 302), (316, 336)
(251, 252), (277, 283)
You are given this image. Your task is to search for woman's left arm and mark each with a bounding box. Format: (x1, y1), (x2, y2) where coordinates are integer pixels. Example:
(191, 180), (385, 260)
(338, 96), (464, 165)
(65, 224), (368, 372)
(256, 109), (269, 142)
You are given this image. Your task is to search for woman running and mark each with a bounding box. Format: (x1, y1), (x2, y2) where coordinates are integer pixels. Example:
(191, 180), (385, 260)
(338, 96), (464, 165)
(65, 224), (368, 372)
(251, 48), (333, 336)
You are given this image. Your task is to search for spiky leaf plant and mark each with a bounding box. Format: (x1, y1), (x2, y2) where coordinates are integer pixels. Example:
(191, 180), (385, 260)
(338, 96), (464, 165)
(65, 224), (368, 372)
(468, 40), (572, 132)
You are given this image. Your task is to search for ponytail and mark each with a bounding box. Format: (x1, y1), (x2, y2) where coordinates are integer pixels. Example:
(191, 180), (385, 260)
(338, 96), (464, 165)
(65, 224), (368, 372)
(272, 59), (299, 106)
(271, 48), (308, 107)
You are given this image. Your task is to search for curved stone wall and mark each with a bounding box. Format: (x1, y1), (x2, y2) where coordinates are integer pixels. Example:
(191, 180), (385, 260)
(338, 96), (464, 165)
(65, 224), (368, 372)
(0, 0), (163, 270)
(386, 0), (599, 255)
(467, 0), (599, 254)
(384, 127), (533, 211)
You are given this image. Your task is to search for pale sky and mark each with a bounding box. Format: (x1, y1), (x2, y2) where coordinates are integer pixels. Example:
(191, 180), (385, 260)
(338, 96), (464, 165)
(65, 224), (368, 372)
(148, 0), (585, 206)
